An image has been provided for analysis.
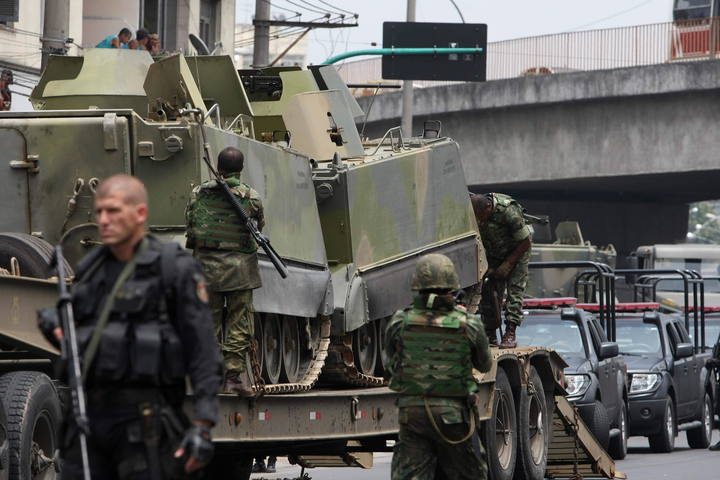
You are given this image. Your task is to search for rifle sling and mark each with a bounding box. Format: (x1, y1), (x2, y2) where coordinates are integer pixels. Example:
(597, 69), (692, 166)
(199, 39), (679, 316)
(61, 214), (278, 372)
(82, 238), (149, 376)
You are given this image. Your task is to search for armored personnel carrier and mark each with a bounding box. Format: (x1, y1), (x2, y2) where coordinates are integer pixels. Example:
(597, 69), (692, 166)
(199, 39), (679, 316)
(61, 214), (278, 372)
(0, 50), (483, 389)
(528, 221), (616, 298)
(237, 66), (484, 384)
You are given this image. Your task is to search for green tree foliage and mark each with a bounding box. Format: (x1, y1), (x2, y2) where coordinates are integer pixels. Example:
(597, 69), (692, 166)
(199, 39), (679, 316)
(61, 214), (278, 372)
(687, 201), (720, 244)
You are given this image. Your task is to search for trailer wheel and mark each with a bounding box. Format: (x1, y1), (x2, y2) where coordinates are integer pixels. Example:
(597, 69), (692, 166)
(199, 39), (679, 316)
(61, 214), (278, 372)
(208, 454), (252, 480)
(482, 367), (517, 480)
(515, 367), (549, 480)
(648, 397), (676, 453)
(608, 402), (628, 459)
(0, 233), (72, 278)
(0, 372), (61, 480)
(0, 393), (9, 480)
(687, 392), (713, 449)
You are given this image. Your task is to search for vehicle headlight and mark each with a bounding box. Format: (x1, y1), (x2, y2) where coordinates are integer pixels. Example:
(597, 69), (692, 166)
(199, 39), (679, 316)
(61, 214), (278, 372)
(565, 374), (591, 397)
(630, 373), (661, 393)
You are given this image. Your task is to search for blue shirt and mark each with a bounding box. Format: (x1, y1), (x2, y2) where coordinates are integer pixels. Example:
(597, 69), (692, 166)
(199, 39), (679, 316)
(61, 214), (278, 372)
(96, 35), (120, 48)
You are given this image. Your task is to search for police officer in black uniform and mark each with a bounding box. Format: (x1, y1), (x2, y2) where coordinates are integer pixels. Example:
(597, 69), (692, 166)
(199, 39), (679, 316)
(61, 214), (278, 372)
(40, 174), (222, 479)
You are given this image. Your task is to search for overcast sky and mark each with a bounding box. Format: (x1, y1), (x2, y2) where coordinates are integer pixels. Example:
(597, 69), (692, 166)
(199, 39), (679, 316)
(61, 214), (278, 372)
(236, 0), (675, 64)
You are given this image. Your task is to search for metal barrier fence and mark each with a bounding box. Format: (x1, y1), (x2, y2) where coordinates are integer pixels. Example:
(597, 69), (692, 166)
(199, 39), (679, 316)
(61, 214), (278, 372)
(337, 18), (720, 95)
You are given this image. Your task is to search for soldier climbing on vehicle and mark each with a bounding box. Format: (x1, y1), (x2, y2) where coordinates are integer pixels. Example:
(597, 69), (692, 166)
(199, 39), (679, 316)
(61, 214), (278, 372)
(186, 146), (265, 396)
(385, 253), (491, 480)
(38, 174), (222, 479)
(471, 193), (532, 348)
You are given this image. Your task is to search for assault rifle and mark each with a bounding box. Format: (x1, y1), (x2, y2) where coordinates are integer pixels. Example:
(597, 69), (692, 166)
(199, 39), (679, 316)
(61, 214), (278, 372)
(180, 104), (288, 279)
(53, 246), (92, 480)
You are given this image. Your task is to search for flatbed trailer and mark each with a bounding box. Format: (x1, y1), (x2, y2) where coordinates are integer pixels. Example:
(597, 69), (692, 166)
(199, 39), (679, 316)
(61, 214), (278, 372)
(0, 273), (622, 480)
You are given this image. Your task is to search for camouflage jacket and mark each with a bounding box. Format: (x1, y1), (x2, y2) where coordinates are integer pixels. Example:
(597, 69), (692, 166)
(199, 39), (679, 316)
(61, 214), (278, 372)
(479, 193), (532, 262)
(385, 296), (492, 407)
(185, 175), (264, 292)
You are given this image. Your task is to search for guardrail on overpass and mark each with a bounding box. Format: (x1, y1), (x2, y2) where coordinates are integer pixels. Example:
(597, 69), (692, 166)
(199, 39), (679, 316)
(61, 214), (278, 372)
(339, 17), (720, 95)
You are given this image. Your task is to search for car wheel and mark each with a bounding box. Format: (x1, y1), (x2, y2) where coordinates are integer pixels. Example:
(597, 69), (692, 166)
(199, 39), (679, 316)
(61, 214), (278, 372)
(608, 402), (628, 459)
(687, 392), (713, 449)
(584, 401), (610, 451)
(515, 367), (549, 480)
(482, 367), (517, 480)
(648, 397), (676, 453)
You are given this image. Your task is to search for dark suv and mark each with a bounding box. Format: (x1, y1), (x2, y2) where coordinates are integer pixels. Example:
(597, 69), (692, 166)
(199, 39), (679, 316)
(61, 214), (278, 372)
(612, 269), (716, 452)
(517, 296), (629, 459)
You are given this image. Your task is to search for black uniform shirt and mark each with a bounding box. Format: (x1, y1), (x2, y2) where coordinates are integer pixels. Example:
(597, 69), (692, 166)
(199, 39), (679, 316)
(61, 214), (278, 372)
(72, 235), (222, 424)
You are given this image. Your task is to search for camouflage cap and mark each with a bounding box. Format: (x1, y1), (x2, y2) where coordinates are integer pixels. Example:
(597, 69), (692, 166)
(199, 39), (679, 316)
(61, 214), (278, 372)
(411, 253), (460, 291)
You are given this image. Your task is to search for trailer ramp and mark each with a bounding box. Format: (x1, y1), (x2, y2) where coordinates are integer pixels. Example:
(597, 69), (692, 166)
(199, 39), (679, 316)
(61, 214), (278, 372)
(547, 396), (626, 479)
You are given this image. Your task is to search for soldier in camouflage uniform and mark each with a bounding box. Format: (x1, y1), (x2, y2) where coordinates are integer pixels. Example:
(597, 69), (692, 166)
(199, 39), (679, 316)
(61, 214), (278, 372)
(185, 147), (265, 396)
(471, 193), (532, 348)
(385, 253), (492, 480)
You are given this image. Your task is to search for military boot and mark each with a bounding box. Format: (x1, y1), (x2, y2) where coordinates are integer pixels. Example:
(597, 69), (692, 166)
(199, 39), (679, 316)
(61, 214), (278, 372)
(710, 439), (720, 451)
(223, 370), (254, 397)
(485, 328), (498, 346)
(499, 323), (517, 349)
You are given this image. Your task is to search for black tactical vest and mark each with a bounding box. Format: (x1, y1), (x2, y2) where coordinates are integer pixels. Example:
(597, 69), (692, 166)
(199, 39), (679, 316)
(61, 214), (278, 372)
(72, 237), (185, 388)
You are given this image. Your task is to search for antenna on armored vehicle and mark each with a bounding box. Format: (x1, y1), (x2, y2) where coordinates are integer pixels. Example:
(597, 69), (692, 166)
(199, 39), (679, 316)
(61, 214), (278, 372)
(189, 34), (222, 55)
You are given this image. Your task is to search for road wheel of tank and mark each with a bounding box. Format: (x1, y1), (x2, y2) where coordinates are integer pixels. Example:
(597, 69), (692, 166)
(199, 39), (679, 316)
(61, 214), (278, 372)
(648, 397), (676, 453)
(0, 233), (72, 278)
(0, 372), (61, 480)
(262, 313), (282, 384)
(585, 401), (610, 451)
(299, 317), (321, 378)
(482, 367), (517, 480)
(515, 367), (549, 480)
(352, 322), (377, 376)
(374, 317), (389, 377)
(253, 314), (264, 374)
(281, 316), (301, 383)
(687, 392), (713, 449)
(608, 402), (628, 459)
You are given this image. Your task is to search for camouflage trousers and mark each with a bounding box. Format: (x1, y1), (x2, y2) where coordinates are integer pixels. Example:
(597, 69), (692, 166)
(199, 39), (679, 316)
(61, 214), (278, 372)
(391, 406), (486, 480)
(209, 289), (254, 373)
(483, 252), (529, 327)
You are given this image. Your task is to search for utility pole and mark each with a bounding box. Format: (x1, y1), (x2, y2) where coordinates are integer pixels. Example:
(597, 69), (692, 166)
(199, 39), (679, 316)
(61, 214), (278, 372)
(401, 0), (416, 138)
(253, 0), (271, 67)
(41, 0), (70, 71)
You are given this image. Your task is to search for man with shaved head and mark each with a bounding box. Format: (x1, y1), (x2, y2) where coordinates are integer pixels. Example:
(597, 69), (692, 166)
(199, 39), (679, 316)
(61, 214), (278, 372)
(46, 174), (222, 479)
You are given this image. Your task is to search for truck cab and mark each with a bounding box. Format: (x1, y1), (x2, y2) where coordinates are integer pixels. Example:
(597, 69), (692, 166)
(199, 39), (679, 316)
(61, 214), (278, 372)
(631, 244), (720, 307)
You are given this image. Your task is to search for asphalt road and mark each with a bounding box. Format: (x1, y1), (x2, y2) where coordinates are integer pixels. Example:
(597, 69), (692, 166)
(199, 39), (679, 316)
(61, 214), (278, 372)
(250, 430), (720, 480)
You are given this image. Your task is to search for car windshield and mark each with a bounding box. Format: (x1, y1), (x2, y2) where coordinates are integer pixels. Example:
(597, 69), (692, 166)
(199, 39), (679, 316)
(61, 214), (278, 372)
(516, 318), (585, 355)
(688, 319), (720, 349)
(616, 320), (663, 355)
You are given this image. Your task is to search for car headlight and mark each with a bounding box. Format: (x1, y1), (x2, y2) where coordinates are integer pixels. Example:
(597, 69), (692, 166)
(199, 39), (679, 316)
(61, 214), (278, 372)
(565, 374), (591, 397)
(630, 373), (661, 393)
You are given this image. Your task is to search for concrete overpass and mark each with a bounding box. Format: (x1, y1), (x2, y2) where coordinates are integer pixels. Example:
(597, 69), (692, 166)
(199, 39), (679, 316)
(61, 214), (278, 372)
(358, 60), (720, 257)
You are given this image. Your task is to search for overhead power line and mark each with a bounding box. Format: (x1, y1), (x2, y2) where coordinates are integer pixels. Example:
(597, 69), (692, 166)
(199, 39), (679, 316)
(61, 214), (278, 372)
(313, 0), (358, 16)
(279, 0), (331, 16)
(260, 0), (300, 15)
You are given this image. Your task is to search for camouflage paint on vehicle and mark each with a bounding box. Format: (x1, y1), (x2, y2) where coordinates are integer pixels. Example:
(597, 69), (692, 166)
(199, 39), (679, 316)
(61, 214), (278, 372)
(4, 51), (331, 320)
(527, 222), (616, 298)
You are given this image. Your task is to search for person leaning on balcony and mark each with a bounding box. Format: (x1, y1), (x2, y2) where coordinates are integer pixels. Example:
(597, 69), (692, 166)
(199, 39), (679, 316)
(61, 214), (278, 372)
(96, 28), (132, 49)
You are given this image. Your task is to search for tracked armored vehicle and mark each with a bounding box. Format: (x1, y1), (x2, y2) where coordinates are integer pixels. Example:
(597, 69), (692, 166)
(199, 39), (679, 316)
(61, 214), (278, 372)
(0, 50), (483, 389)
(239, 66), (484, 384)
(528, 221), (616, 298)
